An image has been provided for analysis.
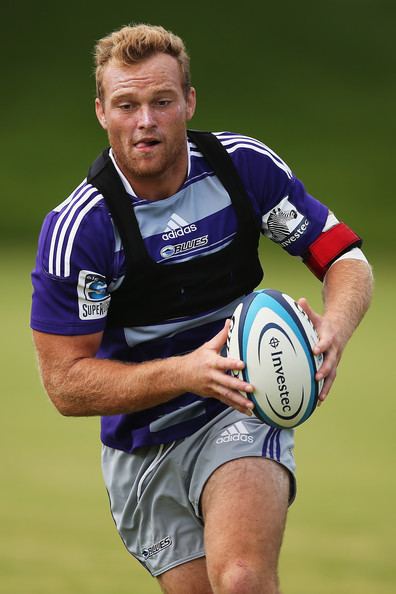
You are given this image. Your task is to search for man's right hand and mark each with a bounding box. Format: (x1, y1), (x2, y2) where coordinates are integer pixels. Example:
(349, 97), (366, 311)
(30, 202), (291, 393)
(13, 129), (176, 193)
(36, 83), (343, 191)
(33, 320), (254, 417)
(179, 320), (255, 416)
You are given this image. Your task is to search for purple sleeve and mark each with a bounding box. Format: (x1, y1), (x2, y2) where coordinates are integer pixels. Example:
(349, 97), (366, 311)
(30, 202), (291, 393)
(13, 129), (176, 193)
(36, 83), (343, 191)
(228, 135), (329, 256)
(31, 192), (115, 335)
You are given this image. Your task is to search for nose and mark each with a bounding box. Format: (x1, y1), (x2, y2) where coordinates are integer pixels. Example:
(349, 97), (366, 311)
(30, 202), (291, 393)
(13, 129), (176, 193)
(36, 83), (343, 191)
(137, 105), (156, 129)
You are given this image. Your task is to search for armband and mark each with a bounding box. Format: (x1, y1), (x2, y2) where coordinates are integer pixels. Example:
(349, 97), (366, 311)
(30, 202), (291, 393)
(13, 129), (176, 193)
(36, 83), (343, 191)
(303, 222), (362, 281)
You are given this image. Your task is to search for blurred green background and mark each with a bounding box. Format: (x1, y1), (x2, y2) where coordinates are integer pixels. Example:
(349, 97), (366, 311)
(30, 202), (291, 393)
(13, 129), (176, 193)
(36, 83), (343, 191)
(2, 0), (394, 251)
(1, 0), (394, 593)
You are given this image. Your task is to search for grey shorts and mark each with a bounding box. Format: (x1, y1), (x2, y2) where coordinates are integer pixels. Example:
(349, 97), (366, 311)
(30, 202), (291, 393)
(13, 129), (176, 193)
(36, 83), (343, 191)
(101, 408), (296, 577)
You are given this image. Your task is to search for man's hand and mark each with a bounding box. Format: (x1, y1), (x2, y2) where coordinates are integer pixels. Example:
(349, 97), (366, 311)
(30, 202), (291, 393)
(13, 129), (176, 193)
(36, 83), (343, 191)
(34, 259), (372, 418)
(33, 321), (255, 417)
(298, 258), (373, 405)
(297, 298), (343, 403)
(180, 320), (255, 416)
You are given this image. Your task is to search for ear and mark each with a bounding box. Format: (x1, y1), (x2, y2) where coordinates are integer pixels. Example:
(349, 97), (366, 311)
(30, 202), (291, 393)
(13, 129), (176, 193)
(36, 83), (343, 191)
(186, 87), (196, 122)
(95, 98), (108, 130)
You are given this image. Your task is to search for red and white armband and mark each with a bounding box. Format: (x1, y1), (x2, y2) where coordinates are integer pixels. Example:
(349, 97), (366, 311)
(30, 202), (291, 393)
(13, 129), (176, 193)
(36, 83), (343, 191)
(303, 218), (363, 281)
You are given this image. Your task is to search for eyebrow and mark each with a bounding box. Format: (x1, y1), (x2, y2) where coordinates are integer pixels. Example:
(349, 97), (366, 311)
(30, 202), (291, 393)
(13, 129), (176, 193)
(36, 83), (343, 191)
(111, 87), (178, 101)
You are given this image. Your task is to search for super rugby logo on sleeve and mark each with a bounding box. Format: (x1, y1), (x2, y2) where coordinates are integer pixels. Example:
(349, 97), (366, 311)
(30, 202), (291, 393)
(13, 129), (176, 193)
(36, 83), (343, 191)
(77, 270), (111, 320)
(262, 196), (308, 244)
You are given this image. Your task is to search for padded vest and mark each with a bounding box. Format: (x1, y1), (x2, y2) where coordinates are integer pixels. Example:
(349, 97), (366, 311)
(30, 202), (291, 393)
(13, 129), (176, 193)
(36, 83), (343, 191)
(87, 130), (263, 327)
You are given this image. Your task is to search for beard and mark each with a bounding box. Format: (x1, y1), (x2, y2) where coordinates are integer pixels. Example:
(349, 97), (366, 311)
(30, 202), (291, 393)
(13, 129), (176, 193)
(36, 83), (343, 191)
(111, 132), (187, 182)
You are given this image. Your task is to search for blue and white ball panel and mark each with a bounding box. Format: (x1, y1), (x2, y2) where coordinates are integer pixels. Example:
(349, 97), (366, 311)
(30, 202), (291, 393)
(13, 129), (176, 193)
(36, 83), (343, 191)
(281, 293), (324, 371)
(226, 301), (246, 384)
(264, 290), (324, 379)
(227, 290), (323, 428)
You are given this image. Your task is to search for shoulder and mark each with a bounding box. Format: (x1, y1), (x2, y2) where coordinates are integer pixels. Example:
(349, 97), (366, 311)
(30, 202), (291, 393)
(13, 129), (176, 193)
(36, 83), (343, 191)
(38, 178), (113, 279)
(217, 131), (292, 176)
(189, 131), (293, 179)
(51, 178), (107, 217)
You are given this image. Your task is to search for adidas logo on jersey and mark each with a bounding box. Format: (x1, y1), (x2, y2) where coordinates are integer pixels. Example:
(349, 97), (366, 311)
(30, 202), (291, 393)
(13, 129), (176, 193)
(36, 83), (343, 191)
(162, 213), (197, 240)
(215, 421), (254, 444)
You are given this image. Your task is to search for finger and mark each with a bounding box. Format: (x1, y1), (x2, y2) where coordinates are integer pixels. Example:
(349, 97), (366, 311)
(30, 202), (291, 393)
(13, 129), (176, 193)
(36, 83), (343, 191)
(209, 371), (254, 402)
(316, 357), (331, 381)
(297, 297), (322, 329)
(211, 369), (254, 394)
(216, 354), (245, 372)
(314, 327), (336, 355)
(316, 348), (339, 381)
(298, 298), (330, 356)
(214, 384), (255, 413)
(318, 368), (337, 402)
(206, 320), (230, 353)
(314, 336), (332, 356)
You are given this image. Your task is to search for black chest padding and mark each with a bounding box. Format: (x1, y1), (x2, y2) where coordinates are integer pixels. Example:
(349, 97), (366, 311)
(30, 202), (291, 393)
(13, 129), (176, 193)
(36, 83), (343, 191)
(86, 130), (263, 327)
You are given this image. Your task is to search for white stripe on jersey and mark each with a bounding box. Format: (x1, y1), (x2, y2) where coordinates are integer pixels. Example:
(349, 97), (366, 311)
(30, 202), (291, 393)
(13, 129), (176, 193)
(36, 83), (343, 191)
(189, 149), (204, 158)
(216, 133), (293, 179)
(53, 186), (100, 277)
(63, 193), (104, 277)
(53, 179), (88, 212)
(215, 132), (289, 168)
(188, 133), (293, 179)
(48, 184), (101, 277)
(186, 171), (214, 184)
(49, 183), (91, 274)
(225, 143), (292, 179)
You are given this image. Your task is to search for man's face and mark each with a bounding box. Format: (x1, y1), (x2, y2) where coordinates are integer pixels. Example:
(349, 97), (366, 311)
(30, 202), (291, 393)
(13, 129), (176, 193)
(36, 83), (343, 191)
(95, 53), (196, 196)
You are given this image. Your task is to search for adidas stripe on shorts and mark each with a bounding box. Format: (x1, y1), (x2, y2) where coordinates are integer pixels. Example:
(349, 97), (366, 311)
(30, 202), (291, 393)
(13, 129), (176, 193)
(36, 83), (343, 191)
(101, 407), (296, 577)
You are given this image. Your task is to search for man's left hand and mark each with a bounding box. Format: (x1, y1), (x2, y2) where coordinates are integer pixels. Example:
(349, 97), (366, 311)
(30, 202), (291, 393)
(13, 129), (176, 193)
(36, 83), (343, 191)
(297, 297), (345, 404)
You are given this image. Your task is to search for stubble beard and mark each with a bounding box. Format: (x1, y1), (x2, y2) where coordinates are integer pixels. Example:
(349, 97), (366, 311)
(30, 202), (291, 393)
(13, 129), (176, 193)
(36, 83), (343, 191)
(114, 134), (187, 182)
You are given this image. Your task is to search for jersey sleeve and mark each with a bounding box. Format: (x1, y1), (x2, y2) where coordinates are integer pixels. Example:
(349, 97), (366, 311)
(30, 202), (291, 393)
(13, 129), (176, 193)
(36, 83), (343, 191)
(221, 132), (329, 257)
(223, 132), (365, 279)
(30, 183), (116, 335)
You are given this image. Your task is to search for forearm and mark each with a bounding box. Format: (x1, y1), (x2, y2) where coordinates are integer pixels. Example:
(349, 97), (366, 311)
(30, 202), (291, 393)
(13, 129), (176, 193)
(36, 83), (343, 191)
(322, 258), (373, 346)
(40, 354), (187, 417)
(298, 257), (373, 400)
(34, 322), (253, 418)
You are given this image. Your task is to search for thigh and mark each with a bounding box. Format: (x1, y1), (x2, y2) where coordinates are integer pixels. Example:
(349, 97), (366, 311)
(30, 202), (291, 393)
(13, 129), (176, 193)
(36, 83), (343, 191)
(188, 410), (296, 520)
(158, 557), (213, 594)
(102, 443), (206, 577)
(202, 457), (290, 578)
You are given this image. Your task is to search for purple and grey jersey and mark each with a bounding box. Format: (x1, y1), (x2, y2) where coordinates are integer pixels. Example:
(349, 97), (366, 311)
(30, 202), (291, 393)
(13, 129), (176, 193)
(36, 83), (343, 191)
(31, 132), (328, 452)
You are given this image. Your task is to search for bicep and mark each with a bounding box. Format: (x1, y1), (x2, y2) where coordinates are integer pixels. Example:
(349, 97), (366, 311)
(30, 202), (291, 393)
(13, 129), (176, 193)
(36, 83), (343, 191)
(31, 202), (115, 337)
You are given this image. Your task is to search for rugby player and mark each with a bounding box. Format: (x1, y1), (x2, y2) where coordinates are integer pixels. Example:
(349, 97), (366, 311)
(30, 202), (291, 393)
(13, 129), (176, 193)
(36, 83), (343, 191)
(31, 24), (373, 594)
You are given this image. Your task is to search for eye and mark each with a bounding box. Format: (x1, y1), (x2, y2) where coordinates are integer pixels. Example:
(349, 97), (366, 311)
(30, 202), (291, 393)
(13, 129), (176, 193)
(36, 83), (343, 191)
(156, 99), (172, 107)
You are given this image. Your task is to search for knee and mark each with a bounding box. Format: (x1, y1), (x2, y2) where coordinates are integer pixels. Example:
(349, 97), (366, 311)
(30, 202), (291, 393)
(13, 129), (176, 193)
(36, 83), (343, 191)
(208, 559), (279, 594)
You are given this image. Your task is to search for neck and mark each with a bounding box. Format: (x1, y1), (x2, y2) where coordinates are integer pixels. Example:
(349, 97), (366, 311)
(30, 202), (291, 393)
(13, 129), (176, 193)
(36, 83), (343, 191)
(128, 162), (188, 200)
(112, 149), (189, 201)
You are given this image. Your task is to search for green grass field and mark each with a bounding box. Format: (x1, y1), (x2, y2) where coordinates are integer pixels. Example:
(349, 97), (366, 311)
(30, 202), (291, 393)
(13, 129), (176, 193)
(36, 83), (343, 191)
(1, 245), (394, 594)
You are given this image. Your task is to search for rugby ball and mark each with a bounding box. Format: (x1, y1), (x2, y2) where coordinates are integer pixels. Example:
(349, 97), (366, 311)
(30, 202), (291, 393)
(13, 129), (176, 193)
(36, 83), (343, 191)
(226, 289), (323, 428)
